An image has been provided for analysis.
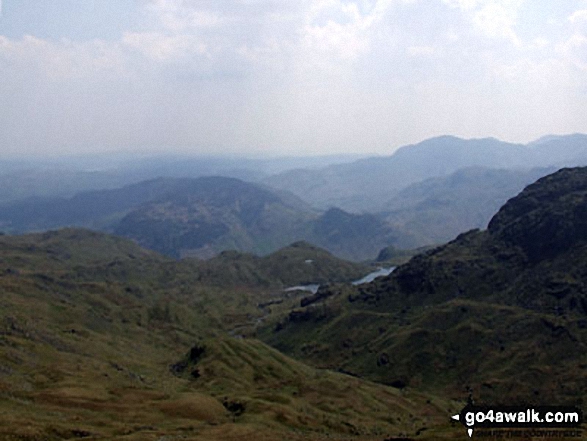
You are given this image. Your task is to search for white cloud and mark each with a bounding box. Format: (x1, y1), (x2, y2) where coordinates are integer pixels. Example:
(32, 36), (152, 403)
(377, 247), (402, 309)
(562, 8), (587, 71)
(559, 33), (587, 71)
(406, 45), (435, 56)
(473, 2), (520, 44)
(569, 8), (587, 39)
(569, 9), (587, 25)
(0, 0), (585, 155)
(301, 0), (395, 60)
(491, 57), (564, 87)
(441, 0), (524, 45)
(237, 40), (282, 63)
(302, 20), (369, 60)
(442, 0), (480, 11)
(0, 35), (125, 79)
(529, 37), (549, 50)
(122, 32), (207, 61)
(147, 0), (222, 32)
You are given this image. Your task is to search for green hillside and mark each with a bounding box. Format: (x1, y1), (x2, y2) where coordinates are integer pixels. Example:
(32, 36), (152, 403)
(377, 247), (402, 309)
(188, 241), (370, 288)
(263, 167), (587, 407)
(0, 229), (462, 440)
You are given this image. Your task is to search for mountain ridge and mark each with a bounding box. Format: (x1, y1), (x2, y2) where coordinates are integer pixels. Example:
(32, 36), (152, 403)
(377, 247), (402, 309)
(264, 134), (587, 212)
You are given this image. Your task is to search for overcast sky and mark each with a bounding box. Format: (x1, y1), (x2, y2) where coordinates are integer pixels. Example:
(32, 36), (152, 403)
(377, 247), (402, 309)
(0, 0), (586, 157)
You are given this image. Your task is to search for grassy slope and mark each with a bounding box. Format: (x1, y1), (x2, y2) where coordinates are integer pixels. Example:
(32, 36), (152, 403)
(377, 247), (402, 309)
(264, 293), (587, 405)
(188, 241), (371, 287)
(262, 233), (587, 406)
(0, 229), (460, 440)
(262, 168), (587, 410)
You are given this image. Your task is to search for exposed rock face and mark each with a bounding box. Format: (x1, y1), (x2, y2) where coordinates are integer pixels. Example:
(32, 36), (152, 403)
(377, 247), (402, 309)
(488, 167), (587, 261)
(363, 167), (587, 314)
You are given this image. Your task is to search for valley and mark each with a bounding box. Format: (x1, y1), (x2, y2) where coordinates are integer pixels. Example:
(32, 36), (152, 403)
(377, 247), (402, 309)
(3, 2), (586, 438)
(262, 168), (587, 407)
(0, 229), (454, 440)
(1, 138), (587, 440)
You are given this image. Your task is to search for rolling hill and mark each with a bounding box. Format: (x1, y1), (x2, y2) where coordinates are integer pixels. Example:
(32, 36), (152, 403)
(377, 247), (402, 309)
(114, 179), (403, 261)
(189, 241), (370, 288)
(112, 176), (318, 259)
(0, 228), (453, 440)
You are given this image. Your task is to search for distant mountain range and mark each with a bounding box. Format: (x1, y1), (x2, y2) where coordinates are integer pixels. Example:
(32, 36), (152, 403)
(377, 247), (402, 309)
(0, 166), (562, 257)
(0, 153), (364, 204)
(1, 134), (587, 259)
(0, 176), (401, 261)
(264, 134), (587, 212)
(264, 166), (587, 404)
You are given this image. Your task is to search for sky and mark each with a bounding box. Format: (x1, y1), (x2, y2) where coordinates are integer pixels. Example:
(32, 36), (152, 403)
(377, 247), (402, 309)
(0, 0), (586, 157)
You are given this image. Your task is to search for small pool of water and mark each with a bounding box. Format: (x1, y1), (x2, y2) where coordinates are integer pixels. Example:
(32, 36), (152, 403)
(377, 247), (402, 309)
(283, 267), (395, 294)
(352, 267), (395, 285)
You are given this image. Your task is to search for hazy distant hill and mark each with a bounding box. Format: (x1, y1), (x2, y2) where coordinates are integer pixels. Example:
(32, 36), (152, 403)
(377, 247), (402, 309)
(113, 177), (401, 261)
(0, 153), (364, 204)
(530, 133), (587, 166)
(264, 167), (587, 404)
(2, 134), (585, 212)
(0, 168), (132, 204)
(113, 176), (318, 258)
(0, 177), (193, 232)
(381, 166), (555, 246)
(0, 176), (402, 261)
(263, 134), (587, 212)
(308, 207), (406, 259)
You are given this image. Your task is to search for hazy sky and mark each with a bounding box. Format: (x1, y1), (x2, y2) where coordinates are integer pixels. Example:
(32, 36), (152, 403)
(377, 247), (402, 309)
(0, 0), (586, 157)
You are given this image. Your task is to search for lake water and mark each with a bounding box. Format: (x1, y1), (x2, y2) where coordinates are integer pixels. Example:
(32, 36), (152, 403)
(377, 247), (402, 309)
(351, 267), (395, 285)
(283, 267), (395, 294)
(284, 284), (320, 294)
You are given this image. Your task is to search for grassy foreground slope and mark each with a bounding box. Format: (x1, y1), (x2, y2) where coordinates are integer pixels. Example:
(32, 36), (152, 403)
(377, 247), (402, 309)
(0, 230), (456, 440)
(264, 167), (587, 407)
